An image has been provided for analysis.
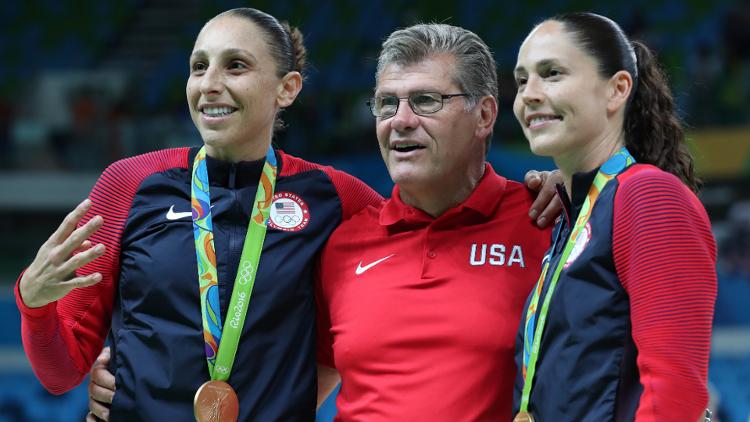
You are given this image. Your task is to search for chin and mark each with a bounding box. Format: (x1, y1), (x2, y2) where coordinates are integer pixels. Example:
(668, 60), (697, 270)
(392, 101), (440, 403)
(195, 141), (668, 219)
(388, 170), (411, 186)
(200, 131), (231, 147)
(388, 166), (424, 187)
(527, 141), (547, 157)
(527, 136), (558, 158)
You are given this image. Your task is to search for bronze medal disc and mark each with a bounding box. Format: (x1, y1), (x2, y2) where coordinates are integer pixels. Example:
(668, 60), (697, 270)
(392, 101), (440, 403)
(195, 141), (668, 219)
(194, 380), (239, 422)
(513, 411), (535, 422)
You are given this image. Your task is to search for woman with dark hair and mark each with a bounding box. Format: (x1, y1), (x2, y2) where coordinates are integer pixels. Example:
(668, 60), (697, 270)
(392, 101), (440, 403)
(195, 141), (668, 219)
(511, 12), (716, 421)
(16, 7), (382, 421)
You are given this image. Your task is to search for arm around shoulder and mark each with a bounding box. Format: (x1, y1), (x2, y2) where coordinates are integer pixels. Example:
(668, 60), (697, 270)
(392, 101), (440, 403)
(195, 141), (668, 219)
(325, 168), (383, 220)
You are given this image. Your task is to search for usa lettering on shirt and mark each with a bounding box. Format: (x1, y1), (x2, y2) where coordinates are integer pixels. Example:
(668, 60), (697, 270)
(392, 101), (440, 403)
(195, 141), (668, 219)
(469, 243), (525, 267)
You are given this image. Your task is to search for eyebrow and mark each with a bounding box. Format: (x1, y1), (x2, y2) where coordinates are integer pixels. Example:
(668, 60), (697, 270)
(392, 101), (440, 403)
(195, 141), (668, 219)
(190, 48), (258, 63)
(374, 91), (397, 97)
(513, 66), (526, 76)
(514, 58), (559, 75)
(373, 88), (442, 97)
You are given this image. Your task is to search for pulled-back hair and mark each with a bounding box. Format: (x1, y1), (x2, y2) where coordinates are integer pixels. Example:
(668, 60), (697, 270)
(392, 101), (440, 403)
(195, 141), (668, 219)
(376, 24), (498, 152)
(220, 8), (306, 78)
(549, 12), (699, 192)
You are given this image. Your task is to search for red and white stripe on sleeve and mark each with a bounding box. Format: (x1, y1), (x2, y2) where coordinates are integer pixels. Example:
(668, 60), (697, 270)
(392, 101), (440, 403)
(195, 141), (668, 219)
(613, 166), (716, 422)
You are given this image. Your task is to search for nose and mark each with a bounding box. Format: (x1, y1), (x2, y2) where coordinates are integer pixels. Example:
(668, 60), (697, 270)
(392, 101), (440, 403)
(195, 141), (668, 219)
(199, 65), (224, 95)
(520, 75), (543, 105)
(389, 98), (420, 133)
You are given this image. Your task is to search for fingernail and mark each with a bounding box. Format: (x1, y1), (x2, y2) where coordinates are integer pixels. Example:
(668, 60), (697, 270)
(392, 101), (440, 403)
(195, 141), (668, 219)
(95, 244), (105, 253)
(537, 217), (546, 226)
(529, 209), (538, 219)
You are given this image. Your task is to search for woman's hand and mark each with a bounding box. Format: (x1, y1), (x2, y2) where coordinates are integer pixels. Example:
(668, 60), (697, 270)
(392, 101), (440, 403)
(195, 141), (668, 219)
(18, 199), (106, 308)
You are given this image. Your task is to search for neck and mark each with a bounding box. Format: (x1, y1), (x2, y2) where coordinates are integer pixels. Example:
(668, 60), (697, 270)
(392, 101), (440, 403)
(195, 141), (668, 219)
(398, 162), (485, 217)
(555, 133), (625, 199)
(204, 139), (271, 163)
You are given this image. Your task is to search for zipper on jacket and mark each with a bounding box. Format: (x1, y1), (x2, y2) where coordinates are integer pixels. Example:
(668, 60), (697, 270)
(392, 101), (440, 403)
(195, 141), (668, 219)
(227, 163), (242, 294)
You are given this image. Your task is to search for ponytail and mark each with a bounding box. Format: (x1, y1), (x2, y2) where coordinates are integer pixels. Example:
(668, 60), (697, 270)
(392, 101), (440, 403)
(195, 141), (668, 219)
(625, 42), (700, 192)
(281, 22), (307, 76)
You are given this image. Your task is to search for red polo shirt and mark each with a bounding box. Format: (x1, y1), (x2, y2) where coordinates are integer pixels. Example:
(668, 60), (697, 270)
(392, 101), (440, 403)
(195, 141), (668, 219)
(316, 164), (551, 421)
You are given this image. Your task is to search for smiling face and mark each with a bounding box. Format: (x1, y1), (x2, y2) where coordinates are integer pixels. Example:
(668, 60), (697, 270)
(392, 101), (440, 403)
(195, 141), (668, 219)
(375, 54), (490, 202)
(186, 15), (289, 161)
(512, 21), (614, 163)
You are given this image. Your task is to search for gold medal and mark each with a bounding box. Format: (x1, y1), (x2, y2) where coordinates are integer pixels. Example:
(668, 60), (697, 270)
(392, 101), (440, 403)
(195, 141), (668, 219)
(513, 411), (535, 422)
(194, 380), (239, 422)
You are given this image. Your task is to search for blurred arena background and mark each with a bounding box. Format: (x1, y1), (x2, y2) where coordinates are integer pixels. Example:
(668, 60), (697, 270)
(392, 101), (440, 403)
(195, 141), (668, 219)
(0, 0), (748, 421)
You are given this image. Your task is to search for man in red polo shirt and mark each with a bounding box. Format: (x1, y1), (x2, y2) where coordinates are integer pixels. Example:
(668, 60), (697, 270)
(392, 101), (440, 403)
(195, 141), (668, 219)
(314, 24), (553, 421)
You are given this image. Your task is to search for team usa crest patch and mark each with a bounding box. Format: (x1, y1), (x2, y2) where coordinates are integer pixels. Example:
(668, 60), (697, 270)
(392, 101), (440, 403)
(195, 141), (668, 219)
(564, 221), (591, 268)
(268, 192), (310, 232)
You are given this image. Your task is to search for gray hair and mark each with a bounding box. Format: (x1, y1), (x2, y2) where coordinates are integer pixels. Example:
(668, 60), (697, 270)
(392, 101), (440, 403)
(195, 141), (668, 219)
(377, 24), (497, 102)
(376, 23), (498, 150)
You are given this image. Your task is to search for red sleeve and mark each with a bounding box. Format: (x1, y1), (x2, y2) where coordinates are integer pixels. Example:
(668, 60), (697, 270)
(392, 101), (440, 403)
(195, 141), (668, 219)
(613, 167), (716, 422)
(322, 167), (383, 220)
(315, 254), (336, 368)
(15, 148), (189, 394)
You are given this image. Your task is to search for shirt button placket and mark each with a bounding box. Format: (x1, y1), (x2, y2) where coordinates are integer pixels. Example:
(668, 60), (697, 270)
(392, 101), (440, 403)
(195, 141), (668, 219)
(422, 226), (437, 278)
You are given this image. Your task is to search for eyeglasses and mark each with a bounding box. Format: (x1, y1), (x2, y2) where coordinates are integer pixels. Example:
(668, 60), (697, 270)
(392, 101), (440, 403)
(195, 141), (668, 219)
(367, 92), (470, 118)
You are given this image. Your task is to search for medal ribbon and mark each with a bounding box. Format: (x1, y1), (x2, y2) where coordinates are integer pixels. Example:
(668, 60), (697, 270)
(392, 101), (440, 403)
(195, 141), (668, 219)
(191, 145), (277, 381)
(519, 147), (635, 413)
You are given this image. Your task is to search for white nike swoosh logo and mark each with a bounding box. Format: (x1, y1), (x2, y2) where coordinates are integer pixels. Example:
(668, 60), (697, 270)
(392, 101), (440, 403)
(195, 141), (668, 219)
(166, 205), (193, 220)
(167, 204), (215, 220)
(355, 254), (395, 275)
